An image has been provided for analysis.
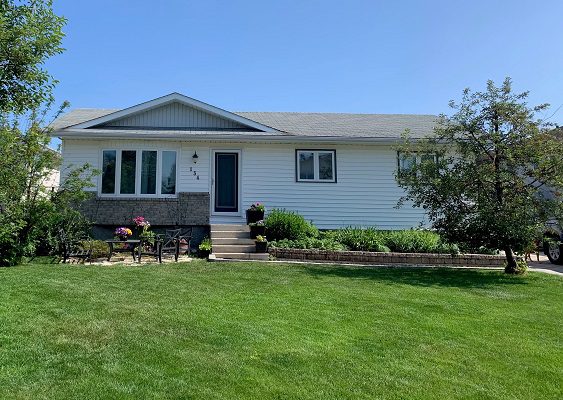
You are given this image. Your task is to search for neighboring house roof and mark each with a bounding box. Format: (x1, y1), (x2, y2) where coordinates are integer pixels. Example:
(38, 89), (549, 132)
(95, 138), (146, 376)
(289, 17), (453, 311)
(51, 92), (438, 141)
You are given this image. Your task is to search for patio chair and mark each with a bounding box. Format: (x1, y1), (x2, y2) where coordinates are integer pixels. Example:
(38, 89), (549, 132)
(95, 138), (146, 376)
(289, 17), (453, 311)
(158, 228), (193, 262)
(160, 229), (181, 262)
(59, 229), (93, 263)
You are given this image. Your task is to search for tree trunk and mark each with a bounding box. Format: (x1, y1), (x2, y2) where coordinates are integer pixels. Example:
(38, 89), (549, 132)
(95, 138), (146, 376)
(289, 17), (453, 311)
(504, 246), (518, 274)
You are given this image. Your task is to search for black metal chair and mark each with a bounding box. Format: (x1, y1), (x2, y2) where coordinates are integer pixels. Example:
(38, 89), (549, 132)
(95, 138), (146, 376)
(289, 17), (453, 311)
(158, 228), (192, 262)
(59, 230), (93, 263)
(160, 229), (181, 262)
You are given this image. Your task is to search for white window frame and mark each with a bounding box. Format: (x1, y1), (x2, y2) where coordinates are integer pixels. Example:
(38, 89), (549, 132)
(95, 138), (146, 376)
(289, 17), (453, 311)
(99, 149), (179, 198)
(296, 149), (336, 183)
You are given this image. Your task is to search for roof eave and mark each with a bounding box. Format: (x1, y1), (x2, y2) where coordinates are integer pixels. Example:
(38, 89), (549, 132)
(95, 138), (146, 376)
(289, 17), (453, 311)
(52, 129), (422, 144)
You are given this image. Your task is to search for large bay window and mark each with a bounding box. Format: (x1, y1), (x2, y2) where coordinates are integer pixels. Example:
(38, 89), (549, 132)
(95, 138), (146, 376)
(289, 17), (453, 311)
(101, 149), (177, 196)
(296, 150), (336, 182)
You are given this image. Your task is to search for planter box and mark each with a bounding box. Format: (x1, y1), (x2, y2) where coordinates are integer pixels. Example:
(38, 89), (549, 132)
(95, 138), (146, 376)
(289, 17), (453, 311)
(255, 241), (268, 253)
(246, 209), (264, 224)
(249, 225), (266, 239)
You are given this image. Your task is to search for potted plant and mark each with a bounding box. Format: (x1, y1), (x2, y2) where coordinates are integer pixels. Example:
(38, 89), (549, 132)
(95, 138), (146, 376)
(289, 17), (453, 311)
(255, 235), (268, 253)
(198, 237), (212, 258)
(114, 227), (132, 241)
(246, 202), (265, 224)
(249, 220), (266, 238)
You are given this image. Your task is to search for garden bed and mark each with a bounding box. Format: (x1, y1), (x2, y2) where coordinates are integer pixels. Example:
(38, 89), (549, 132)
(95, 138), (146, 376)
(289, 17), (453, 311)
(269, 247), (505, 267)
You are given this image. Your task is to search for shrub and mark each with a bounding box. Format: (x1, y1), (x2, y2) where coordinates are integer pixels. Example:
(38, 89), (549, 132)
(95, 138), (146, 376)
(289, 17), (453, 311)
(326, 227), (390, 252)
(270, 237), (346, 251)
(380, 229), (459, 254)
(87, 240), (109, 259)
(265, 209), (318, 241)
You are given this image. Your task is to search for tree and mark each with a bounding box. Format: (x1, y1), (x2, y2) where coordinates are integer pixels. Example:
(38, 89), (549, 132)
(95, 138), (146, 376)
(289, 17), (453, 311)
(0, 0), (66, 114)
(0, 105), (96, 266)
(396, 78), (563, 274)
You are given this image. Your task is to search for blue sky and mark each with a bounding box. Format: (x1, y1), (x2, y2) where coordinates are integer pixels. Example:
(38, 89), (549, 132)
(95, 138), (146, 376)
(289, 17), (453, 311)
(48, 0), (563, 124)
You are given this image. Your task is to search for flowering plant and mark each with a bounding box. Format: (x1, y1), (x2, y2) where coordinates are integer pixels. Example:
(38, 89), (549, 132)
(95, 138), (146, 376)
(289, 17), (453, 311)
(248, 202), (265, 212)
(255, 235), (267, 242)
(133, 216), (150, 228)
(133, 216), (155, 240)
(249, 219), (265, 227)
(114, 227), (132, 239)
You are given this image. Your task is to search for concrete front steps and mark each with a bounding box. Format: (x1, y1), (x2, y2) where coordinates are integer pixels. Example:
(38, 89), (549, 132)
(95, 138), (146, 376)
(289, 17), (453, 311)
(210, 224), (269, 261)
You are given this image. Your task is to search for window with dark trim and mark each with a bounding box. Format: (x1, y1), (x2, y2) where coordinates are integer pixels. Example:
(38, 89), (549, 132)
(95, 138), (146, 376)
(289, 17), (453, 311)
(296, 150), (336, 182)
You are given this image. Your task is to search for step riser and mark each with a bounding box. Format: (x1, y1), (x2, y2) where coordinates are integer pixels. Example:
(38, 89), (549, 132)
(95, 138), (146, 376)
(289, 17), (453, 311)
(211, 224), (249, 232)
(212, 238), (255, 245)
(210, 231), (250, 239)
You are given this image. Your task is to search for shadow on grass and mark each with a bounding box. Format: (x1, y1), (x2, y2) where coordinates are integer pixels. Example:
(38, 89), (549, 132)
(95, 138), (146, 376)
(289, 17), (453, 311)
(297, 264), (529, 289)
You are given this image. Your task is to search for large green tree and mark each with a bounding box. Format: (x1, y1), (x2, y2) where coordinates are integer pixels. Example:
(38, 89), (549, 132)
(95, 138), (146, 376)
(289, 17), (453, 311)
(396, 78), (563, 273)
(0, 0), (66, 114)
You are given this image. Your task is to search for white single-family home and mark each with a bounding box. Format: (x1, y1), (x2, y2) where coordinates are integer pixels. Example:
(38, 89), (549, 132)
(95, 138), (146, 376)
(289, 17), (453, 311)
(52, 93), (436, 254)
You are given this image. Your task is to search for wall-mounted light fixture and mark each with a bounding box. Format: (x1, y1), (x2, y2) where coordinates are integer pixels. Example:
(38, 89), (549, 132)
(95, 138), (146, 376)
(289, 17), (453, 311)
(192, 151), (199, 164)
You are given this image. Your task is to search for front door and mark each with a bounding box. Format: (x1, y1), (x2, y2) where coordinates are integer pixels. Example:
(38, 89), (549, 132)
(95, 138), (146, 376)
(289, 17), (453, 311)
(214, 152), (239, 213)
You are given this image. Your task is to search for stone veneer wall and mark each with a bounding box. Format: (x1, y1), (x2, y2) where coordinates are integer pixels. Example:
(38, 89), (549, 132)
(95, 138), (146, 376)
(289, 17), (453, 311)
(269, 248), (506, 268)
(80, 192), (210, 226)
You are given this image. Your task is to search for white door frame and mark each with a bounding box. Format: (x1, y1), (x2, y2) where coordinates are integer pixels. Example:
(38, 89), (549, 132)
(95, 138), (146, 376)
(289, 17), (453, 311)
(210, 149), (242, 217)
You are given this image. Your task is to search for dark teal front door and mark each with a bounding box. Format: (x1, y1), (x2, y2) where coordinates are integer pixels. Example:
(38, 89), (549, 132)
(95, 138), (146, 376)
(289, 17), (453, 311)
(214, 152), (238, 212)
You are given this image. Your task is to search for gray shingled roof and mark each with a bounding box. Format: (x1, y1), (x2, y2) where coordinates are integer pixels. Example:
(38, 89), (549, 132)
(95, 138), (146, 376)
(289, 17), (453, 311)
(52, 108), (438, 139)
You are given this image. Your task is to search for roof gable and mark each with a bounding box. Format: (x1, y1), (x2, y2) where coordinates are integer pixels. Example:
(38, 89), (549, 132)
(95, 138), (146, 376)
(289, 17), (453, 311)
(68, 93), (278, 132)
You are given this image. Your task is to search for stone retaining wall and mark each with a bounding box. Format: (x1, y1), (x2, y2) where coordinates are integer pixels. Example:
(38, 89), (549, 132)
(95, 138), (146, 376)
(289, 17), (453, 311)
(269, 248), (505, 267)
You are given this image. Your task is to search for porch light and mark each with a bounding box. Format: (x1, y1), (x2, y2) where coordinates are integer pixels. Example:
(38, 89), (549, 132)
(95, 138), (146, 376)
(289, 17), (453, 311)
(192, 151), (199, 164)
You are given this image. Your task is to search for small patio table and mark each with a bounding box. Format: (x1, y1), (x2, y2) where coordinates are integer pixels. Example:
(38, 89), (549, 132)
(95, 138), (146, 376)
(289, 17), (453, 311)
(105, 239), (141, 261)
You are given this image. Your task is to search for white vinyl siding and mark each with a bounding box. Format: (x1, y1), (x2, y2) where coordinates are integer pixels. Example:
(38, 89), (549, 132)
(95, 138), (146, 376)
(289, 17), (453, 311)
(238, 144), (426, 229)
(61, 139), (426, 229)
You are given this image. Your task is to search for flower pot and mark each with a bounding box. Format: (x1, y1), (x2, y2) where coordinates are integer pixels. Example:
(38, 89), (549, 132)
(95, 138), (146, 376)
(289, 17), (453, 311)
(249, 225), (266, 239)
(255, 241), (268, 253)
(246, 209), (264, 224)
(118, 236), (128, 241)
(198, 249), (211, 258)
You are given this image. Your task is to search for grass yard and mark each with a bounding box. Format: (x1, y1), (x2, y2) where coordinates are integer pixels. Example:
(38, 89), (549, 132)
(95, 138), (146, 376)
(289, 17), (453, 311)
(0, 261), (561, 399)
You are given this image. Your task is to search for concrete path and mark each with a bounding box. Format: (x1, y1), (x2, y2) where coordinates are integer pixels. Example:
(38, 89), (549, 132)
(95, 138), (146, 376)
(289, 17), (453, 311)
(527, 254), (563, 277)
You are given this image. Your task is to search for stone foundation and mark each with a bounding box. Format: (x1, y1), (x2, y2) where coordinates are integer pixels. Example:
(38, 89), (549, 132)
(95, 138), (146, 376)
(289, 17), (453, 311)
(269, 248), (505, 268)
(80, 192), (210, 226)
(80, 192), (211, 250)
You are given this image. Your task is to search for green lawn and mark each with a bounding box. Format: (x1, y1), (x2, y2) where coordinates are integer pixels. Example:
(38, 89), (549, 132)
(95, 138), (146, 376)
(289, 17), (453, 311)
(0, 261), (561, 399)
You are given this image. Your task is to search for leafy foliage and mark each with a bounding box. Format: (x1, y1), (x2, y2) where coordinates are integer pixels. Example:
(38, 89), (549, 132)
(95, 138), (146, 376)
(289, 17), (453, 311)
(396, 78), (563, 273)
(0, 107), (96, 266)
(323, 227), (390, 252)
(198, 238), (212, 251)
(265, 209), (318, 241)
(0, 0), (66, 114)
(270, 237), (347, 251)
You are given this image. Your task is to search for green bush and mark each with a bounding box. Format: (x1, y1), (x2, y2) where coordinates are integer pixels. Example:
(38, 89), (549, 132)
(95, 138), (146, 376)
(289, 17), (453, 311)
(270, 237), (346, 251)
(379, 230), (459, 254)
(265, 209), (318, 241)
(325, 227), (390, 252)
(87, 240), (109, 259)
